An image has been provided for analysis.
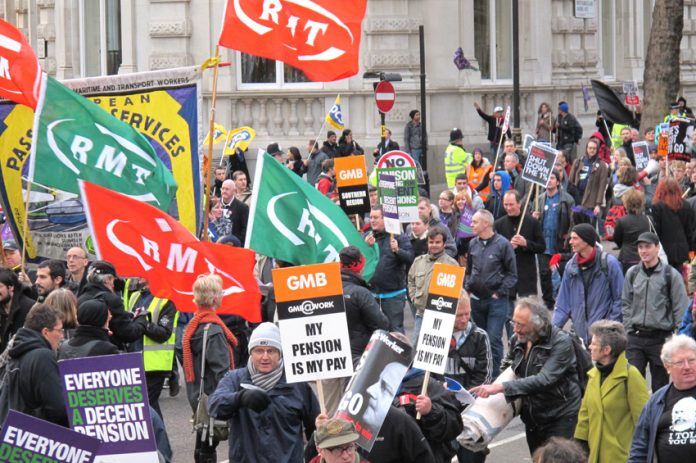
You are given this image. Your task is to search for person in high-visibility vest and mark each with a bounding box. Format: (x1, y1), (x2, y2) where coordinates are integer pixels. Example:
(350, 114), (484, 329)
(127, 277), (179, 417)
(444, 128), (472, 188)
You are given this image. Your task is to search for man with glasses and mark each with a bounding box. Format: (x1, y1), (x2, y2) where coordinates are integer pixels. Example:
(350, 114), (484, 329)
(630, 335), (696, 462)
(310, 417), (367, 463)
(7, 303), (68, 425)
(65, 247), (89, 294)
(209, 322), (320, 463)
(470, 297), (581, 455)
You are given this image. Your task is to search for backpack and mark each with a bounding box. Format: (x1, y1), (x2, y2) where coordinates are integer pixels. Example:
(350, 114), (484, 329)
(0, 357), (25, 425)
(569, 332), (593, 394)
(604, 204), (626, 241)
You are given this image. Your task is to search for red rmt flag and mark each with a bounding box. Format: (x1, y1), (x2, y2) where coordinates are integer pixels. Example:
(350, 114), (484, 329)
(80, 181), (262, 321)
(218, 0), (367, 82)
(0, 19), (42, 108)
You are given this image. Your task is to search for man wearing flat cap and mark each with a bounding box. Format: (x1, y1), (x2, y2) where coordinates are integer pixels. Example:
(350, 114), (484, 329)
(553, 223), (624, 344)
(310, 418), (368, 463)
(622, 232), (689, 392)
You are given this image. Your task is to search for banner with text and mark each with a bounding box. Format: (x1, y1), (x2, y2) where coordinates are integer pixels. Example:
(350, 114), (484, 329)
(335, 330), (411, 451)
(273, 262), (353, 383)
(335, 155), (370, 215)
(632, 141), (650, 171)
(59, 353), (158, 463)
(377, 171), (401, 235)
(413, 264), (465, 374)
(668, 118), (691, 162)
(0, 67), (202, 260)
(0, 411), (100, 463)
(521, 143), (558, 188)
(376, 167), (418, 222)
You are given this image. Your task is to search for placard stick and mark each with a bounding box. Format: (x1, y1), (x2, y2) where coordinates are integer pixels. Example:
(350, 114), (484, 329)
(355, 214), (360, 231)
(316, 380), (326, 414)
(416, 370), (430, 420)
(516, 187), (534, 235)
(492, 135), (505, 172)
(534, 184), (540, 213)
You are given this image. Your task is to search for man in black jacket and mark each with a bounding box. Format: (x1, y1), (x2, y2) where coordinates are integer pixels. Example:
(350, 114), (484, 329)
(0, 267), (35, 352)
(495, 190), (545, 338)
(464, 209), (517, 377)
(77, 260), (147, 350)
(8, 303), (68, 426)
(220, 179), (249, 245)
(470, 297), (581, 455)
(473, 102), (509, 161)
(555, 102), (582, 162)
(364, 207), (414, 334)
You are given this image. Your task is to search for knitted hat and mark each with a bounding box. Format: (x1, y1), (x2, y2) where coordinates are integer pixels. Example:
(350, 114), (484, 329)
(77, 299), (109, 328)
(248, 322), (282, 353)
(572, 223), (597, 247)
(559, 102), (569, 113)
(339, 246), (365, 273)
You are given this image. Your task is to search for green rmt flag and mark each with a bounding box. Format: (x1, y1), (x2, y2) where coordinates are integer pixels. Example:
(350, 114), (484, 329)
(28, 75), (177, 210)
(247, 153), (379, 280)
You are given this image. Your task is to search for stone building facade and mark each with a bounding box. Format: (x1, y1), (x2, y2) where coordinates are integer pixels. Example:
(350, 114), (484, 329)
(4, 0), (696, 185)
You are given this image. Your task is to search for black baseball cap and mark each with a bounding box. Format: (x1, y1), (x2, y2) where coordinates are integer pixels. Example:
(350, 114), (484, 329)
(636, 232), (660, 245)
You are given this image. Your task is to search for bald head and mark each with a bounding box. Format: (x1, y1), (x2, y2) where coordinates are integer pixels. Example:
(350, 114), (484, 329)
(221, 179), (236, 202)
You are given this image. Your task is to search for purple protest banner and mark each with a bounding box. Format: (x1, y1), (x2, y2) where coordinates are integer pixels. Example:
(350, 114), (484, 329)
(0, 410), (100, 462)
(457, 205), (476, 239)
(59, 352), (159, 462)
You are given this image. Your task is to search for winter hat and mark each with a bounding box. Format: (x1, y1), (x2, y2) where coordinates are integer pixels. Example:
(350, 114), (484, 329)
(248, 322), (282, 353)
(339, 246), (365, 273)
(559, 102), (569, 113)
(572, 223), (598, 247)
(77, 299), (109, 328)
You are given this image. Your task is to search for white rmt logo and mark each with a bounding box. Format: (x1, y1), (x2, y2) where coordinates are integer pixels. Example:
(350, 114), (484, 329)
(431, 297), (453, 311)
(288, 300), (335, 315)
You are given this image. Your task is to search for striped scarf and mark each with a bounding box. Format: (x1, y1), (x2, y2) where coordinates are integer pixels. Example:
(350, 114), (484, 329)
(247, 359), (284, 391)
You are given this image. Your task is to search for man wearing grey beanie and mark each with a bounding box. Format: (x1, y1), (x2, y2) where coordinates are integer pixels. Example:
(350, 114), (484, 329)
(209, 322), (320, 462)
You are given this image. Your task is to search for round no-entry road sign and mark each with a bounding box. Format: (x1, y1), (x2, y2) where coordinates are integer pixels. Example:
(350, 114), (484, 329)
(375, 80), (396, 113)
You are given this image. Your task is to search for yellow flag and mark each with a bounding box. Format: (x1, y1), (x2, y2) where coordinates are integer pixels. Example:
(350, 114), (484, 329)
(204, 123), (227, 145)
(224, 126), (256, 155)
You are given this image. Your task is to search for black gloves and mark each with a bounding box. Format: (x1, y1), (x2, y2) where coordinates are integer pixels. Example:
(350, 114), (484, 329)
(237, 388), (271, 412)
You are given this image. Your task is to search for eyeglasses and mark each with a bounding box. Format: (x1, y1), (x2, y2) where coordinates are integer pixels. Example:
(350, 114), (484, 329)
(669, 358), (696, 368)
(327, 443), (357, 456)
(508, 320), (527, 329)
(439, 197), (452, 201)
(251, 347), (280, 357)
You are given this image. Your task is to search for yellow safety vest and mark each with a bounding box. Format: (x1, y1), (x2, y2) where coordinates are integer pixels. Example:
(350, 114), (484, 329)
(444, 144), (471, 188)
(128, 292), (179, 372)
(610, 123), (627, 150)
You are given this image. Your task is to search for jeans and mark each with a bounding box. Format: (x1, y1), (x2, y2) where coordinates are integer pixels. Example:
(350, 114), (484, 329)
(410, 148), (423, 165)
(626, 332), (670, 392)
(378, 293), (406, 334)
(470, 296), (509, 377)
(412, 313), (424, 344)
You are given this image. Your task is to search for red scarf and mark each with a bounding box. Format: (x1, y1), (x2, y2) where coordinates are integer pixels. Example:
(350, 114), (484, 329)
(576, 247), (597, 267)
(183, 308), (238, 383)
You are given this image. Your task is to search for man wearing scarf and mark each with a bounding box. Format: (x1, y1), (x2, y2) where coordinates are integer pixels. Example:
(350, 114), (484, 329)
(209, 322), (320, 463)
(553, 223), (624, 344)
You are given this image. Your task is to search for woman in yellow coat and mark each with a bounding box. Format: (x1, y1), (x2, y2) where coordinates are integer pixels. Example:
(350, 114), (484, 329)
(574, 320), (650, 463)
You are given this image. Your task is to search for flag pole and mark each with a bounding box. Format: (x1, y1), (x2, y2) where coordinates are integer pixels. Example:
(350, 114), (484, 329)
(19, 180), (34, 273)
(311, 94), (338, 159)
(202, 47), (222, 241)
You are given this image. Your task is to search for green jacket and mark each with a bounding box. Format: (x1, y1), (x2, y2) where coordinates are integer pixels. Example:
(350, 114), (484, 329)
(574, 352), (650, 463)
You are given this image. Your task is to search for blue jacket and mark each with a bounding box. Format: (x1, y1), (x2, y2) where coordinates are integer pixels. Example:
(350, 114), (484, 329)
(553, 248), (624, 343)
(208, 368), (319, 463)
(628, 384), (671, 463)
(678, 300), (695, 338)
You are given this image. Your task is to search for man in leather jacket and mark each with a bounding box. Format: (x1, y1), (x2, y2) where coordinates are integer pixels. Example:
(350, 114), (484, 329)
(470, 297), (582, 455)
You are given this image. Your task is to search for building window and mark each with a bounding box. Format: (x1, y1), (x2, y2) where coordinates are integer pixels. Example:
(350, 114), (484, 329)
(238, 53), (316, 87)
(79, 0), (121, 77)
(474, 0), (512, 81)
(600, 0), (615, 77)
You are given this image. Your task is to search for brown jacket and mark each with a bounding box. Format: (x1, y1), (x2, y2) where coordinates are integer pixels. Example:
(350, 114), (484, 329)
(569, 155), (609, 209)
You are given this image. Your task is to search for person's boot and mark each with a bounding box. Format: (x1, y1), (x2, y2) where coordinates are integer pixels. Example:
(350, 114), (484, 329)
(169, 371), (180, 397)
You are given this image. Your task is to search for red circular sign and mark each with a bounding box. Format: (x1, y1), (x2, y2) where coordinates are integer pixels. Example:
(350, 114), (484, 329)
(374, 81), (396, 113)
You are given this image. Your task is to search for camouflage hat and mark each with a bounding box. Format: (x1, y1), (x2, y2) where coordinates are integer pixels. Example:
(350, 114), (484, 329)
(315, 418), (359, 449)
